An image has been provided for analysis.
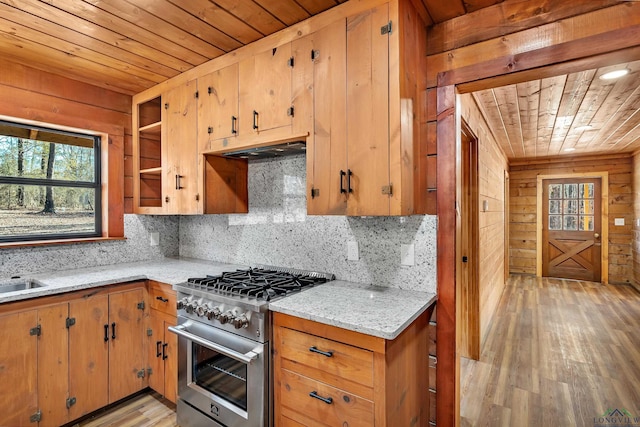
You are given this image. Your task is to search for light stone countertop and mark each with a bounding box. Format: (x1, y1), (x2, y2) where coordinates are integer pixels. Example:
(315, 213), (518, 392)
(268, 280), (437, 340)
(0, 258), (436, 339)
(0, 257), (248, 304)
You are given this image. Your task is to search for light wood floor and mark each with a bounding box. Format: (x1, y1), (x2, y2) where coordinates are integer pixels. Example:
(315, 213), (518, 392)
(72, 392), (177, 427)
(461, 275), (640, 426)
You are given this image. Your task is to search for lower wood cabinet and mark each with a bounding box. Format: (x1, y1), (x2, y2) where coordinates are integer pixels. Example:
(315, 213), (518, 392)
(0, 282), (148, 427)
(148, 281), (177, 403)
(273, 311), (429, 426)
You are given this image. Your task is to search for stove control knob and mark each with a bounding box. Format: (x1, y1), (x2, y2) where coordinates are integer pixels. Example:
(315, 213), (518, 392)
(195, 305), (207, 317)
(232, 314), (249, 329)
(206, 307), (222, 320)
(185, 302), (198, 314)
(218, 311), (234, 325)
(177, 298), (189, 310)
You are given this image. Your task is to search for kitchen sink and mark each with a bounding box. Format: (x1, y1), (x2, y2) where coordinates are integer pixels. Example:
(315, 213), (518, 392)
(0, 278), (44, 293)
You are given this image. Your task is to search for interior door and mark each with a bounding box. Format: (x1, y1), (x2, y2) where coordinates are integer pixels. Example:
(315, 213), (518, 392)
(542, 178), (601, 281)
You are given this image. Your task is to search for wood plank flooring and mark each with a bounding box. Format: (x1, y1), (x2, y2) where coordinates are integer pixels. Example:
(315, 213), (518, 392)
(461, 275), (640, 426)
(71, 392), (177, 427)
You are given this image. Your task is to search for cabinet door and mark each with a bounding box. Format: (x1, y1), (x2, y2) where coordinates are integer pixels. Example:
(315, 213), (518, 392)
(199, 64), (239, 151)
(164, 79), (200, 214)
(0, 310), (38, 427)
(38, 303), (69, 427)
(148, 310), (166, 396)
(346, 5), (391, 216)
(69, 294), (109, 419)
(163, 317), (178, 404)
(108, 288), (147, 403)
(239, 44), (293, 134)
(303, 19), (348, 215)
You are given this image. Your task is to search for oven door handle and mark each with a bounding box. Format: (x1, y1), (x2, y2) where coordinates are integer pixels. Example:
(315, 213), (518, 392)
(168, 324), (259, 364)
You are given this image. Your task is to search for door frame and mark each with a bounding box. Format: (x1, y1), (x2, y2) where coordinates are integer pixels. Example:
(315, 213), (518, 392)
(535, 172), (609, 283)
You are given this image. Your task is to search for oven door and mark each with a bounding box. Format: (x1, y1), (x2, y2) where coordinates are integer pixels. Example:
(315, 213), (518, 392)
(169, 315), (268, 427)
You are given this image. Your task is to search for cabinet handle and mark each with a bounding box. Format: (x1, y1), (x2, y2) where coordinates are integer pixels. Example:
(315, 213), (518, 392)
(231, 116), (237, 134)
(111, 322), (116, 340)
(104, 324), (109, 342)
(156, 341), (162, 357)
(252, 110), (258, 130)
(309, 391), (333, 405)
(309, 346), (333, 357)
(156, 296), (169, 303)
(162, 343), (168, 360)
(347, 169), (353, 193)
(175, 174), (183, 190)
(339, 170), (346, 194)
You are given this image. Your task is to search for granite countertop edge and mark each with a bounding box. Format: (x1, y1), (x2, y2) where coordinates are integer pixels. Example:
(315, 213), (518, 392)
(268, 281), (437, 340)
(0, 259), (437, 339)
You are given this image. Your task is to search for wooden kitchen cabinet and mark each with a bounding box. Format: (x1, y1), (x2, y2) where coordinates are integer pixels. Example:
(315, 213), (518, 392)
(0, 282), (147, 427)
(0, 310), (38, 427)
(133, 96), (163, 212)
(198, 64), (239, 150)
(238, 43), (293, 136)
(273, 311), (429, 426)
(308, 1), (427, 216)
(148, 281), (178, 403)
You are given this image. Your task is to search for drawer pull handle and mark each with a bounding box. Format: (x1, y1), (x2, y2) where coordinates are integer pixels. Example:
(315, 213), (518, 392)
(309, 391), (333, 405)
(156, 296), (169, 303)
(309, 346), (333, 357)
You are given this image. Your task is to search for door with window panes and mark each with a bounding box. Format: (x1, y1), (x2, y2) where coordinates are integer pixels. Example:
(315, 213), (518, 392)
(542, 178), (601, 281)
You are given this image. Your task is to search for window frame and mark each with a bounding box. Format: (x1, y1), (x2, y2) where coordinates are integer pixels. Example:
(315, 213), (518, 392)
(0, 120), (103, 243)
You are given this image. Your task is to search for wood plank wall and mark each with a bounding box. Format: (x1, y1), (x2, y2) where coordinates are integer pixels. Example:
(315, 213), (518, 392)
(509, 155), (633, 284)
(632, 153), (640, 292)
(459, 94), (508, 345)
(0, 60), (132, 232)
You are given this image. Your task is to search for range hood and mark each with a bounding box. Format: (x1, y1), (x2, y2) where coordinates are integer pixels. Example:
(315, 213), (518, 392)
(221, 141), (306, 160)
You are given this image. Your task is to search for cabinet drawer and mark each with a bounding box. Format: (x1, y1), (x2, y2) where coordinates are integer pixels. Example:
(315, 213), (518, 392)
(278, 327), (374, 389)
(279, 369), (373, 427)
(149, 282), (176, 315)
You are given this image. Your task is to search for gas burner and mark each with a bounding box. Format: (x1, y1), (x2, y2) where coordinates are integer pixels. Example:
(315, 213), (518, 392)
(185, 267), (333, 301)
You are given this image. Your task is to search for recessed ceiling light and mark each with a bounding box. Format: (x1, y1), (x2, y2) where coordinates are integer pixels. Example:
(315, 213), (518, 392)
(600, 69), (629, 80)
(564, 147), (576, 152)
(575, 125), (593, 131)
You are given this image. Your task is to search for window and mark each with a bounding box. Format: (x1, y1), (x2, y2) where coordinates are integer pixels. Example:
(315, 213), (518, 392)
(0, 120), (101, 242)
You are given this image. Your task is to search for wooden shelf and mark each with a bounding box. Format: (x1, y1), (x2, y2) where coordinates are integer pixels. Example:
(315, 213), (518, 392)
(139, 167), (162, 175)
(139, 121), (161, 135)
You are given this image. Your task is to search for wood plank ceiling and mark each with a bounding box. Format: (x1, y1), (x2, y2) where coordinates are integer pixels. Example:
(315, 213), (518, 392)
(0, 0), (502, 96)
(471, 60), (640, 160)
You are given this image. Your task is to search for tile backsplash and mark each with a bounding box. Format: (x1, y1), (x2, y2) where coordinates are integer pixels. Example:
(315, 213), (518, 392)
(180, 155), (437, 293)
(0, 215), (179, 278)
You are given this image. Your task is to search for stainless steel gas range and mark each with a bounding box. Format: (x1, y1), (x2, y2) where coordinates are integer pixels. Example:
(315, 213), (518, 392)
(169, 266), (334, 427)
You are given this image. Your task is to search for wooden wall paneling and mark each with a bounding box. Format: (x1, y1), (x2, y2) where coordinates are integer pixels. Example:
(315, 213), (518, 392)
(427, 0), (621, 55)
(436, 84), (459, 427)
(428, 3), (640, 89)
(632, 151), (640, 291)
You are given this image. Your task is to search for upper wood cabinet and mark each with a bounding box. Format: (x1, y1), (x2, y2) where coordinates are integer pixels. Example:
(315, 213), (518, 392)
(163, 80), (201, 214)
(239, 44), (293, 135)
(308, 1), (427, 216)
(198, 64), (239, 148)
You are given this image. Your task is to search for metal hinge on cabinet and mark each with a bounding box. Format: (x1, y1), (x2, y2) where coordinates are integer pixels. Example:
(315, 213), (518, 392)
(287, 106), (295, 117)
(195, 91), (199, 99)
(66, 397), (77, 409)
(311, 49), (319, 61)
(310, 188), (320, 199)
(66, 317), (76, 328)
(137, 369), (146, 378)
(381, 21), (392, 35)
(30, 325), (41, 336)
(195, 193), (200, 202)
(137, 301), (145, 310)
(288, 56), (294, 67)
(148, 367), (153, 376)
(164, 103), (169, 110)
(147, 328), (153, 336)
(382, 184), (393, 195)
(30, 411), (41, 423)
